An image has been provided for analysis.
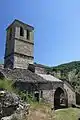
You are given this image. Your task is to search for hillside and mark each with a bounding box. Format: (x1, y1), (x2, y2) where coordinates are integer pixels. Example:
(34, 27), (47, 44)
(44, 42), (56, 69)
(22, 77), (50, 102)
(45, 61), (80, 93)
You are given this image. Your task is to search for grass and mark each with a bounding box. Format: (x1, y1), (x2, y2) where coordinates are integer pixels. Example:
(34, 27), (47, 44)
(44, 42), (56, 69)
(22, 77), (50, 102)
(27, 102), (80, 120)
(55, 108), (80, 120)
(0, 79), (14, 92)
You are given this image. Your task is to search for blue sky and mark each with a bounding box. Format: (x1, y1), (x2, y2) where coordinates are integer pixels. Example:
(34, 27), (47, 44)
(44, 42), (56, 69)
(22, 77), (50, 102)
(0, 0), (80, 66)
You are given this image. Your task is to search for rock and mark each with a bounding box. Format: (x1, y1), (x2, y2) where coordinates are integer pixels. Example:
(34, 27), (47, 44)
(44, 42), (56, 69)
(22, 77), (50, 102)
(1, 103), (30, 120)
(3, 91), (20, 106)
(0, 90), (30, 119)
(0, 91), (20, 117)
(1, 116), (13, 120)
(16, 103), (30, 114)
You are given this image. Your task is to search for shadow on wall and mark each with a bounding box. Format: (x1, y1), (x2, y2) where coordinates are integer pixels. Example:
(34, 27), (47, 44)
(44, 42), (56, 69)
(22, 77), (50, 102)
(76, 92), (80, 105)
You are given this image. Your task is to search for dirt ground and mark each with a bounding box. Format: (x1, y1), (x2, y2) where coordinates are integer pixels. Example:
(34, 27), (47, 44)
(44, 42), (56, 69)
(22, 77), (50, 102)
(26, 103), (80, 120)
(27, 102), (56, 120)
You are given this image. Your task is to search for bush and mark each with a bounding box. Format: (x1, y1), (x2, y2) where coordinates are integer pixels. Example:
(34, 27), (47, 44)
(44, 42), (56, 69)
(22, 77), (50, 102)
(0, 79), (34, 104)
(0, 79), (14, 92)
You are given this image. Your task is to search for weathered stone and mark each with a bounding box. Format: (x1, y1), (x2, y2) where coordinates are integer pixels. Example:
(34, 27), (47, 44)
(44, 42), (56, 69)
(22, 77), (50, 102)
(4, 19), (34, 69)
(0, 90), (30, 119)
(0, 91), (19, 117)
(1, 116), (13, 120)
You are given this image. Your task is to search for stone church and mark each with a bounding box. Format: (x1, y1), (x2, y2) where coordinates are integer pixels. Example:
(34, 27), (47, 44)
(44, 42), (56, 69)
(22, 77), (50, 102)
(0, 19), (76, 109)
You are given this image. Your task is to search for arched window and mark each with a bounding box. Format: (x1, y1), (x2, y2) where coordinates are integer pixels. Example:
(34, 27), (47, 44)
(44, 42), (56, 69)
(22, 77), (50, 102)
(27, 30), (30, 40)
(20, 27), (24, 36)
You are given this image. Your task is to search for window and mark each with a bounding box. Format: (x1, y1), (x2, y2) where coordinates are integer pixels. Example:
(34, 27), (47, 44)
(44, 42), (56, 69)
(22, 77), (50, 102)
(20, 27), (24, 36)
(27, 30), (30, 40)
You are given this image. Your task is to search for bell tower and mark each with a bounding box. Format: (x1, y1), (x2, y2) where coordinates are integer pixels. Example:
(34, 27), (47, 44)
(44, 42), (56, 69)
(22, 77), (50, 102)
(4, 19), (34, 69)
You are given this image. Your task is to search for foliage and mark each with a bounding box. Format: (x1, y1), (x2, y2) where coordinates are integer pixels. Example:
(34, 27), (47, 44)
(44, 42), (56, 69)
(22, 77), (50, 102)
(0, 79), (34, 104)
(53, 61), (80, 72)
(46, 61), (80, 73)
(17, 90), (34, 103)
(0, 79), (14, 92)
(45, 61), (80, 92)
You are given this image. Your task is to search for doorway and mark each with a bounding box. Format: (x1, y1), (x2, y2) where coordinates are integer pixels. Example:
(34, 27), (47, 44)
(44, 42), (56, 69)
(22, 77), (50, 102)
(54, 87), (68, 109)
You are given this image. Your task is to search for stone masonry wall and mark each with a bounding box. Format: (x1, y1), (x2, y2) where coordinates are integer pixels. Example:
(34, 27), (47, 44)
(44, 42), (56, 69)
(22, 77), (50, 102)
(14, 55), (33, 69)
(42, 90), (54, 104)
(64, 82), (76, 106)
(4, 20), (34, 69)
(35, 66), (47, 74)
(4, 55), (14, 69)
(13, 24), (34, 69)
(5, 28), (15, 57)
(39, 82), (63, 106)
(14, 39), (33, 57)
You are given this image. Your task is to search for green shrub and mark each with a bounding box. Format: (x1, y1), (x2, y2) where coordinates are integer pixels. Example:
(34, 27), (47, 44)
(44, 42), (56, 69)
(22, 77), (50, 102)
(17, 90), (34, 103)
(0, 79), (14, 92)
(0, 79), (34, 104)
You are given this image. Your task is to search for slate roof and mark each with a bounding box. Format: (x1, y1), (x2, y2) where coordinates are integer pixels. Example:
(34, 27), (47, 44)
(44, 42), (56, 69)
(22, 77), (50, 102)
(0, 68), (47, 83)
(6, 19), (34, 30)
(37, 74), (62, 82)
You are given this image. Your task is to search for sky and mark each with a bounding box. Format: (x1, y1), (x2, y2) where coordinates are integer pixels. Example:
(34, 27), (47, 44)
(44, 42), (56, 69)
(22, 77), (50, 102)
(0, 0), (80, 66)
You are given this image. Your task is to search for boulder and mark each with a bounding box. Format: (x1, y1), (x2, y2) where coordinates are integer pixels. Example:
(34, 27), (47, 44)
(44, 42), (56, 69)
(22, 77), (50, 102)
(1, 116), (13, 120)
(0, 90), (30, 119)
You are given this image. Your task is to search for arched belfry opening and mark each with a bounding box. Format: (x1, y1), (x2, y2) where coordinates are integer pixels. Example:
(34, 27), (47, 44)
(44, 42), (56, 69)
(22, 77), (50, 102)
(20, 27), (24, 36)
(0, 72), (5, 80)
(54, 87), (68, 110)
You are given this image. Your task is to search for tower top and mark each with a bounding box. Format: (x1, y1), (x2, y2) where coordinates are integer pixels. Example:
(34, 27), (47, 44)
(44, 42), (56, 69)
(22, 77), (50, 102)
(4, 19), (34, 69)
(6, 19), (34, 30)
